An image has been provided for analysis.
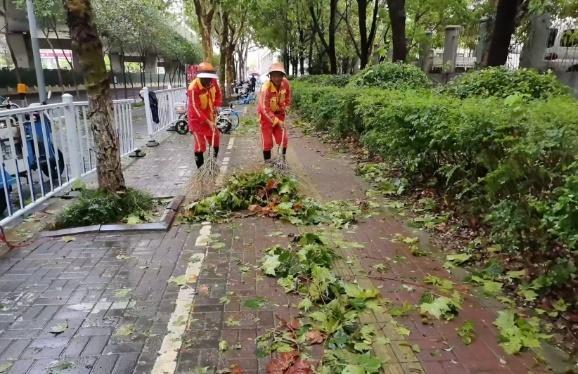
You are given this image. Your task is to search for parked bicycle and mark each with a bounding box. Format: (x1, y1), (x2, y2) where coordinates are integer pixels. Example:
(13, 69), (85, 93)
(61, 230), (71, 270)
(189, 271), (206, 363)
(0, 96), (20, 110)
(173, 102), (188, 135)
(234, 92), (256, 105)
(0, 92), (65, 214)
(173, 104), (240, 135)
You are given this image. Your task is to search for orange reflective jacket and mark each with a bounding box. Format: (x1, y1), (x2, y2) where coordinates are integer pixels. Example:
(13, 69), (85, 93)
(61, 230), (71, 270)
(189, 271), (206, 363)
(257, 78), (292, 126)
(187, 78), (222, 128)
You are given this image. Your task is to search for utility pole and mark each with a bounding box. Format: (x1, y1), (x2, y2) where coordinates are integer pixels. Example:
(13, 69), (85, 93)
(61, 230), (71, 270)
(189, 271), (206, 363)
(26, 0), (47, 103)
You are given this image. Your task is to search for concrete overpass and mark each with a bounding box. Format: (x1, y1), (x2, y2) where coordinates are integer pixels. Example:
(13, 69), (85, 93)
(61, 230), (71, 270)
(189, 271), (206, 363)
(0, 0), (195, 74)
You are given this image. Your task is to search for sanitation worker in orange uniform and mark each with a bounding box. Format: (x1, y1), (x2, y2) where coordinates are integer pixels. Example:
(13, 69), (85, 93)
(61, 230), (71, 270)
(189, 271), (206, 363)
(257, 63), (292, 162)
(187, 62), (222, 168)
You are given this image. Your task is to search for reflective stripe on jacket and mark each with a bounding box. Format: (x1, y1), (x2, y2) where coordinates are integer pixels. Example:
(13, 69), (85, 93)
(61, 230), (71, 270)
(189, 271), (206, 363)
(257, 78), (292, 126)
(187, 78), (222, 126)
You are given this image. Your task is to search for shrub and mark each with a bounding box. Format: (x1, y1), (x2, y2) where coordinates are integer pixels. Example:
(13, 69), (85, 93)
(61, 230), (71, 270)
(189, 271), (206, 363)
(293, 81), (578, 252)
(294, 74), (351, 87)
(441, 67), (570, 100)
(348, 62), (431, 90)
(55, 188), (154, 229)
(292, 83), (361, 137)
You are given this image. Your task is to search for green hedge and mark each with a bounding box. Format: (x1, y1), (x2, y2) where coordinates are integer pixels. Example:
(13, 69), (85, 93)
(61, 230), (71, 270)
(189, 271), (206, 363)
(440, 67), (570, 100)
(293, 74), (351, 87)
(348, 62), (431, 90)
(293, 82), (578, 253)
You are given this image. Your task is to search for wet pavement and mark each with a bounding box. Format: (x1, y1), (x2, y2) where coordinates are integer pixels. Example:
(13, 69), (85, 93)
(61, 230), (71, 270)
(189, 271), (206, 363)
(0, 108), (552, 373)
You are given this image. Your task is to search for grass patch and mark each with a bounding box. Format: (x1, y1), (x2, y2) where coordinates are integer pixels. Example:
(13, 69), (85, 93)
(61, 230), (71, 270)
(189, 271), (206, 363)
(54, 188), (155, 229)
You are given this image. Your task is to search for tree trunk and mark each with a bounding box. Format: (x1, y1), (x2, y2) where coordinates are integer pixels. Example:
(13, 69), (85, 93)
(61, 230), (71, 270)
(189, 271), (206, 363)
(358, 0), (369, 67)
(386, 0), (407, 62)
(219, 9), (229, 98)
(63, 0), (125, 193)
(299, 29), (306, 75)
(358, 0), (379, 68)
(328, 0), (338, 73)
(309, 1), (338, 74)
(308, 33), (314, 74)
(200, 27), (213, 61)
(226, 46), (235, 97)
(519, 12), (549, 69)
(485, 0), (522, 66)
(193, 0), (215, 62)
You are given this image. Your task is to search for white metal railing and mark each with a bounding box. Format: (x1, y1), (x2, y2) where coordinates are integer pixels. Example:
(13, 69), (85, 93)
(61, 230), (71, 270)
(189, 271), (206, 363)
(73, 99), (135, 174)
(0, 94), (137, 226)
(142, 86), (187, 145)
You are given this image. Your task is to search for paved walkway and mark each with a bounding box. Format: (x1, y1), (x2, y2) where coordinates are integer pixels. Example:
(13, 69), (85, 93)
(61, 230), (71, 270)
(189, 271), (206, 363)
(0, 110), (555, 373)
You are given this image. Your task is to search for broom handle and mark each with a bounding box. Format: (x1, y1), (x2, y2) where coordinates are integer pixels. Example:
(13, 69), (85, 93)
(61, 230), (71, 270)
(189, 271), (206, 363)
(279, 125), (285, 155)
(209, 125), (216, 158)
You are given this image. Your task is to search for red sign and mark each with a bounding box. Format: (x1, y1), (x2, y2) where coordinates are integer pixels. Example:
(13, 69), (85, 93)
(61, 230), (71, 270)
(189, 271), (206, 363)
(186, 65), (198, 83)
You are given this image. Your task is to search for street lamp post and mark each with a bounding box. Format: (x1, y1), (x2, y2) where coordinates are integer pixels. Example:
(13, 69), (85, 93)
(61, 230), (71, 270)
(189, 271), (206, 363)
(25, 0), (47, 103)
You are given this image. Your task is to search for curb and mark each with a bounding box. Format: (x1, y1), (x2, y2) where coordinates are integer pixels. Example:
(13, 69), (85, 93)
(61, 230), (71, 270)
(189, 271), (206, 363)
(42, 195), (185, 238)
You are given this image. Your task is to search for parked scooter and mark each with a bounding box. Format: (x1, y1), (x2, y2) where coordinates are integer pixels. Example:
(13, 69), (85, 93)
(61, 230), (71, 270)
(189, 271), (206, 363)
(172, 103), (240, 136)
(173, 102), (189, 135)
(0, 92), (65, 214)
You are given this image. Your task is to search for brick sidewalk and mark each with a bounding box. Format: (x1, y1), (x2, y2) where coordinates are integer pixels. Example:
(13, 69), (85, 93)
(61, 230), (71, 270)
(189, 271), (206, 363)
(0, 112), (552, 373)
(121, 133), (194, 198)
(284, 132), (546, 374)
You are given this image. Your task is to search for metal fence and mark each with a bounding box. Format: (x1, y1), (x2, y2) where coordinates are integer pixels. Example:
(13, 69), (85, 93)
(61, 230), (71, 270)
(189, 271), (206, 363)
(0, 95), (137, 225)
(142, 86), (187, 145)
(72, 99), (136, 173)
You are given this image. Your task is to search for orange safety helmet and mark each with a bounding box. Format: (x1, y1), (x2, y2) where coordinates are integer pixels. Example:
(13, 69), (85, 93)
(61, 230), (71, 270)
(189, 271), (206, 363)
(268, 62), (286, 76)
(197, 62), (218, 79)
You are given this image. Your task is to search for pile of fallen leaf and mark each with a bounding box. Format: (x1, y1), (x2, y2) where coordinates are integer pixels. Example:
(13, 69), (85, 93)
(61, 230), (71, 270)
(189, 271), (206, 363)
(257, 233), (385, 373)
(183, 168), (364, 228)
(358, 162), (564, 358)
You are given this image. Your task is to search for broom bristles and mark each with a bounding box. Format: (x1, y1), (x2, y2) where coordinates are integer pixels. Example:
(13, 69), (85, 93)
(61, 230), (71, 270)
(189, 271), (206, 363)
(190, 132), (220, 199)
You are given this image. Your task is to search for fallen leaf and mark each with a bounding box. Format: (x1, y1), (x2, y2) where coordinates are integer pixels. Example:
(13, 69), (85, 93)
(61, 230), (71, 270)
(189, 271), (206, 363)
(0, 362), (11, 373)
(401, 284), (415, 292)
(198, 284), (210, 295)
(266, 351), (298, 374)
(306, 330), (325, 344)
(220, 296), (231, 305)
(49, 321), (68, 335)
(399, 341), (420, 354)
(114, 324), (134, 337)
(244, 297), (267, 310)
(286, 318), (300, 331)
(219, 340), (229, 352)
(168, 275), (188, 287)
(285, 359), (314, 374)
(395, 324), (411, 337)
(126, 214), (142, 225)
(116, 254), (131, 260)
(61, 236), (75, 243)
(114, 288), (132, 299)
(48, 361), (75, 371)
(211, 242), (226, 250)
(225, 317), (241, 327)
